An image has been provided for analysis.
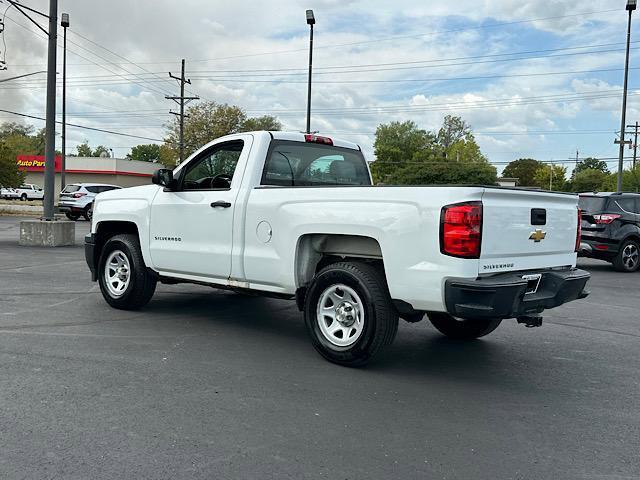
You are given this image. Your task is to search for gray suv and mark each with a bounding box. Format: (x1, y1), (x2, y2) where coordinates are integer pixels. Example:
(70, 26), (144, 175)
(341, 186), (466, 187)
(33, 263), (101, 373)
(59, 183), (122, 221)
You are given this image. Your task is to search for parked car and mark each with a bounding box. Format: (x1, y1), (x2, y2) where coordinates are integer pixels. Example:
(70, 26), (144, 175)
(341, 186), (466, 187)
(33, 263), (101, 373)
(1, 187), (17, 199)
(1, 184), (44, 201)
(579, 192), (640, 272)
(59, 183), (122, 221)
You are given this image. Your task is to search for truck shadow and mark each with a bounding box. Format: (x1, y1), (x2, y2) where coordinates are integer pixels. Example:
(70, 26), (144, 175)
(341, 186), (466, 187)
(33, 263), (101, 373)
(145, 290), (562, 387)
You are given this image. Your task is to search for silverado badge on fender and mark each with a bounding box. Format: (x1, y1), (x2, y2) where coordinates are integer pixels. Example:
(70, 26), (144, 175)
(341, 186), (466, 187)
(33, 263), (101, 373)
(529, 229), (547, 242)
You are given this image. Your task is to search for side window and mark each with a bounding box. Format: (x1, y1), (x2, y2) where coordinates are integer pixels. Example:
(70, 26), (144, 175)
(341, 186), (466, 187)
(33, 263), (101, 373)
(86, 186), (99, 194)
(182, 141), (244, 191)
(617, 198), (635, 213)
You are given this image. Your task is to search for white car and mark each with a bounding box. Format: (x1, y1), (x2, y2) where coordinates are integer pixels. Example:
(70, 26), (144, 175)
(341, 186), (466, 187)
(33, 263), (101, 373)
(2, 184), (44, 201)
(58, 183), (122, 221)
(85, 131), (590, 366)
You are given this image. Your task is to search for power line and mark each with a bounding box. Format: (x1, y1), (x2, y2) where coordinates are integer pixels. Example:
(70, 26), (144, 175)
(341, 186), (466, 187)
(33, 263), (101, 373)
(0, 108), (165, 141)
(166, 59), (199, 164)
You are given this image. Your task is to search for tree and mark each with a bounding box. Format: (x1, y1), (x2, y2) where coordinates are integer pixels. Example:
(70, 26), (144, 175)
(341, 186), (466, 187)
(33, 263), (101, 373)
(93, 145), (111, 157)
(437, 115), (472, 149)
(164, 101), (282, 160)
(371, 116), (497, 185)
(502, 158), (544, 186)
(240, 115), (282, 132)
(573, 157), (609, 177)
(370, 120), (436, 183)
(0, 122), (45, 187)
(571, 168), (609, 192)
(533, 164), (567, 191)
(76, 141), (93, 157)
(127, 144), (161, 162)
(599, 166), (640, 192)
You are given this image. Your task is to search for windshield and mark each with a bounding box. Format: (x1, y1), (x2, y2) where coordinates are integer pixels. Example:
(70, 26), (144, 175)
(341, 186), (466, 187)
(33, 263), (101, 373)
(579, 196), (609, 213)
(262, 141), (371, 187)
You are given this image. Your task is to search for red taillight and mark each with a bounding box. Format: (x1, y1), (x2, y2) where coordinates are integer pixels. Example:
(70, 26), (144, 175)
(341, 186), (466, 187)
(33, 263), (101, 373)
(304, 134), (333, 145)
(593, 214), (621, 224)
(440, 202), (483, 258)
(575, 208), (582, 252)
(72, 192), (87, 198)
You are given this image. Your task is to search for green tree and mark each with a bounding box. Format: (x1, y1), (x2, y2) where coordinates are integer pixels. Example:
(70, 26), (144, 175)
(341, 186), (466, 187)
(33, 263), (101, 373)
(437, 115), (471, 149)
(370, 120), (436, 183)
(164, 101), (282, 159)
(240, 115), (282, 132)
(0, 123), (45, 187)
(533, 164), (567, 191)
(571, 168), (609, 192)
(599, 166), (640, 192)
(573, 157), (609, 177)
(502, 158), (544, 186)
(76, 141), (93, 157)
(372, 116), (496, 185)
(128, 144), (161, 162)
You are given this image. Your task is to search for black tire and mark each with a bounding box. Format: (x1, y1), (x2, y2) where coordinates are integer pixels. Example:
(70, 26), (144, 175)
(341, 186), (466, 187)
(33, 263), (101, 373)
(303, 261), (398, 367)
(20, 194), (27, 201)
(98, 234), (156, 310)
(612, 239), (640, 272)
(65, 212), (80, 221)
(83, 203), (93, 221)
(428, 312), (502, 340)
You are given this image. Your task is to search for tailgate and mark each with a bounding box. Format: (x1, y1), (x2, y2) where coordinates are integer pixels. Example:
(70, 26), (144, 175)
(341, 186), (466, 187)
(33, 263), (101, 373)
(479, 188), (578, 274)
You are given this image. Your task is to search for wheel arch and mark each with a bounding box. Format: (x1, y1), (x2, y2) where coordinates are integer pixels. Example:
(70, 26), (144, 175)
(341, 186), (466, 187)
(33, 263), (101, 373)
(93, 220), (142, 271)
(294, 234), (387, 308)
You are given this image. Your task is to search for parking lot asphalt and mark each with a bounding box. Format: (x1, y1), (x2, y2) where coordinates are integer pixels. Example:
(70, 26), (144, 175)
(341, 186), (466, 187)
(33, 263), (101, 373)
(0, 215), (638, 480)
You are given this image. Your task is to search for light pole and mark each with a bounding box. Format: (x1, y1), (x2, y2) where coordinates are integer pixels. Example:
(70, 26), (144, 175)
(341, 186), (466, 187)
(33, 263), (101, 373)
(305, 9), (315, 134)
(0, 71), (47, 83)
(617, 0), (636, 192)
(61, 12), (69, 191)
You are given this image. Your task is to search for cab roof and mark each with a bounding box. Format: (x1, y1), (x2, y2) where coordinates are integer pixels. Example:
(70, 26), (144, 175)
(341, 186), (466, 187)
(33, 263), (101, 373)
(269, 131), (361, 151)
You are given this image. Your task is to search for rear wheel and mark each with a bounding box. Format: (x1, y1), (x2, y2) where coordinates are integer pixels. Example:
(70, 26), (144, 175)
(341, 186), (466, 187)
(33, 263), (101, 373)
(428, 312), (502, 340)
(612, 239), (640, 272)
(20, 193), (27, 201)
(304, 261), (398, 367)
(65, 212), (80, 221)
(98, 234), (156, 310)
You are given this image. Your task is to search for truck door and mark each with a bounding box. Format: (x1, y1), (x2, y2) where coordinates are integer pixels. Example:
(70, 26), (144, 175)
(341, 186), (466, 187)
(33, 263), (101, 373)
(148, 135), (252, 280)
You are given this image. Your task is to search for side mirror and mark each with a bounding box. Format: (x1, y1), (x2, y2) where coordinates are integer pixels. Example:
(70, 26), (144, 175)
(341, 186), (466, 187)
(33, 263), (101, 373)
(152, 169), (176, 190)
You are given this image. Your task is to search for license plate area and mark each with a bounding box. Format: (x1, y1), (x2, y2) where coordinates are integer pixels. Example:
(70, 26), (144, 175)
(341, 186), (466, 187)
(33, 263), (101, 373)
(522, 274), (542, 295)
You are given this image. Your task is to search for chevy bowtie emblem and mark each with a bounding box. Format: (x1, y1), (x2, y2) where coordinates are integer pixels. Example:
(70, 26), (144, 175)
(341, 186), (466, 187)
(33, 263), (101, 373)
(529, 229), (547, 242)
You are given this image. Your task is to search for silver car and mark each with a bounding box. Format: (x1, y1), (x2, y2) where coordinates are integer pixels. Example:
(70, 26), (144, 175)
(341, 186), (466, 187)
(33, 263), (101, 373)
(59, 183), (122, 221)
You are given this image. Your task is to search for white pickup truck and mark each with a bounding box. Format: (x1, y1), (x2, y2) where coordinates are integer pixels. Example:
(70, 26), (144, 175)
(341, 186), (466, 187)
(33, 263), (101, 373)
(85, 131), (590, 366)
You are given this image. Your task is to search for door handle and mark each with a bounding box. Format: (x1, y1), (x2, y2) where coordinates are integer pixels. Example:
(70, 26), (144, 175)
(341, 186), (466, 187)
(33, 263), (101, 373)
(210, 201), (232, 208)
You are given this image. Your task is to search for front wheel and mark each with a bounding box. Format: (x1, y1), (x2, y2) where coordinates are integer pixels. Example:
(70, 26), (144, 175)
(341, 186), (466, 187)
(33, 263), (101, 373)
(304, 261), (398, 367)
(65, 212), (80, 221)
(83, 203), (93, 221)
(612, 239), (640, 272)
(428, 312), (502, 340)
(98, 234), (157, 310)
(20, 194), (27, 201)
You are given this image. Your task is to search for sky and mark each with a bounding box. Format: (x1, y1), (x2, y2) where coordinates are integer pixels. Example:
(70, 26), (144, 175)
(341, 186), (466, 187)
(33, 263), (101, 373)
(1, 0), (639, 175)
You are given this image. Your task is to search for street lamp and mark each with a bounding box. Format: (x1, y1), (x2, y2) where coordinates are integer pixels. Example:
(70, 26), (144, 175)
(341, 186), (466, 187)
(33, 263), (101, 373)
(305, 9), (315, 134)
(61, 12), (69, 191)
(617, 0), (636, 192)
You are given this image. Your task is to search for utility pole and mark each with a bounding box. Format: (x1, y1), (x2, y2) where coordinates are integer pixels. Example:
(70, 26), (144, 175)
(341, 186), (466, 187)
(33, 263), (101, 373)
(43, 0), (57, 221)
(627, 121), (639, 169)
(166, 59), (199, 165)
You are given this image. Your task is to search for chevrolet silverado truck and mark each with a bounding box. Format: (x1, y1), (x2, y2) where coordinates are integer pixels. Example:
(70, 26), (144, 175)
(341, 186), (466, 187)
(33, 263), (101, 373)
(85, 131), (590, 366)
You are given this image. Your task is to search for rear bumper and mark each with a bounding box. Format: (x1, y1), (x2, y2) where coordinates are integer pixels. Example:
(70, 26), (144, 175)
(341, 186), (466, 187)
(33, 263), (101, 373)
(578, 238), (618, 260)
(85, 233), (97, 281)
(444, 268), (590, 320)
